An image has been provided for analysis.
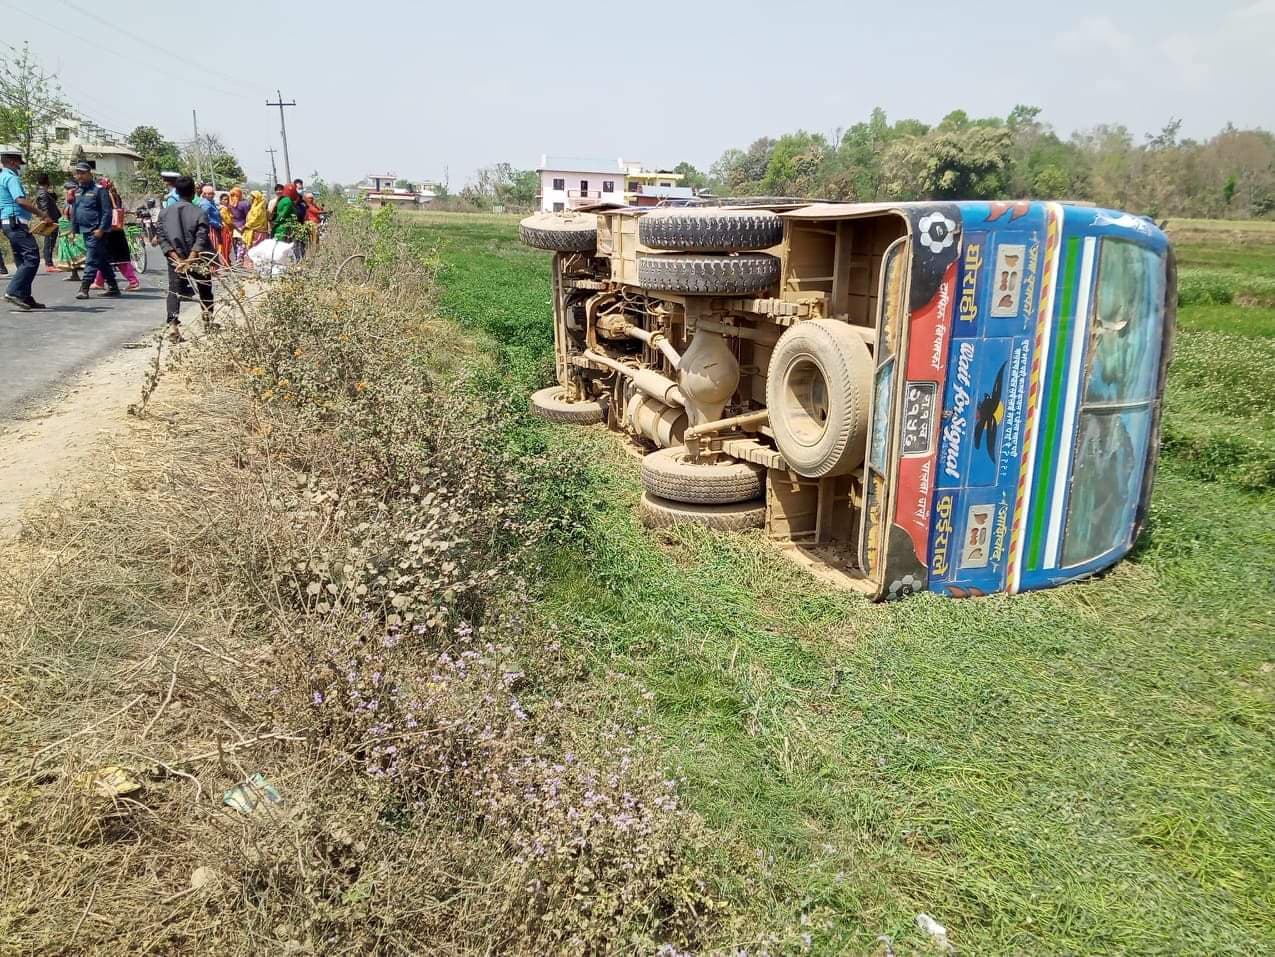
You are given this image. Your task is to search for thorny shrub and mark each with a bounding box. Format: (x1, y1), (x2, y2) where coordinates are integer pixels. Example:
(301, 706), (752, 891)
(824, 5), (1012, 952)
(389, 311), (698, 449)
(207, 208), (724, 952)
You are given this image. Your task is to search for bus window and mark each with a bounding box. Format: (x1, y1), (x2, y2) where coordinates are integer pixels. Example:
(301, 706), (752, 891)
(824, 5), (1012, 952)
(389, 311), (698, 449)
(1061, 240), (1166, 567)
(1084, 240), (1165, 406)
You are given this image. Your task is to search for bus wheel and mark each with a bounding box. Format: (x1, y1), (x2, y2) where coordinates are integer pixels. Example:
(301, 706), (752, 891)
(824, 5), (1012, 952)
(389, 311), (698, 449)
(519, 212), (598, 252)
(638, 207), (783, 252)
(766, 319), (872, 478)
(640, 446), (764, 505)
(530, 386), (606, 425)
(636, 253), (779, 295)
(638, 492), (765, 531)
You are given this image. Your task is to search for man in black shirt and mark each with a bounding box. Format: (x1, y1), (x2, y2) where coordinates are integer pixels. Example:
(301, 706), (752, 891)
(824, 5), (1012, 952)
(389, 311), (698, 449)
(156, 175), (214, 342)
(34, 173), (60, 271)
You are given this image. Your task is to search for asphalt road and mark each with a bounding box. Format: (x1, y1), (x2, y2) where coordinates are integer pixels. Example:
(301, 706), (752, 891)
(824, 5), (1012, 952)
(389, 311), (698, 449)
(0, 250), (172, 421)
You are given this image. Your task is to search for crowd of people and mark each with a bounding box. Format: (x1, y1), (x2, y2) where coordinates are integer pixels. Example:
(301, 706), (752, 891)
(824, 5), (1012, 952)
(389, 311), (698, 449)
(1, 144), (324, 342)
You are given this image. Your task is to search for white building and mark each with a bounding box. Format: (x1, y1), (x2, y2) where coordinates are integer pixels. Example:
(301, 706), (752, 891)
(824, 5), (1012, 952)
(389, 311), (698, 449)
(536, 155), (694, 211)
(45, 116), (142, 181)
(537, 156), (625, 211)
(357, 172), (437, 208)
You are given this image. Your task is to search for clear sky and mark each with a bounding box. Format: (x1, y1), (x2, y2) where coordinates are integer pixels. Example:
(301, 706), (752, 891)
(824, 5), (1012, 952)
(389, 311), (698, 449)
(5, 0), (1273, 187)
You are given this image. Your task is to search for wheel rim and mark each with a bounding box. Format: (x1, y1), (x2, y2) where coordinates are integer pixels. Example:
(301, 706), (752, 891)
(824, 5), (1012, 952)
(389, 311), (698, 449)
(781, 357), (830, 447)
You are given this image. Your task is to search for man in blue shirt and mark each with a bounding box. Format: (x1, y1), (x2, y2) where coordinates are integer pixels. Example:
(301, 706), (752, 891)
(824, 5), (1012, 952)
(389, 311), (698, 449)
(162, 171), (180, 208)
(69, 161), (120, 299)
(198, 184), (223, 230)
(0, 147), (55, 310)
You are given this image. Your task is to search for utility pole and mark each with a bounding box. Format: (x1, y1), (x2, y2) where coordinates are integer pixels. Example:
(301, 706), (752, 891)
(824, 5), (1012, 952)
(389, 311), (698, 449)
(266, 146), (279, 191)
(266, 90), (296, 184)
(191, 109), (203, 184)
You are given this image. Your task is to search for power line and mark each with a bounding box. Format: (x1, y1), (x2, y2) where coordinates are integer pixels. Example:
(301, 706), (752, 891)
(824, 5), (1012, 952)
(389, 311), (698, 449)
(51, 0), (258, 96)
(0, 4), (254, 101)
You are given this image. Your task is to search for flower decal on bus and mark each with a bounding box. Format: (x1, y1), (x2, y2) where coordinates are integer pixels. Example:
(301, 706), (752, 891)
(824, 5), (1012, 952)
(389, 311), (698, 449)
(919, 211), (957, 254)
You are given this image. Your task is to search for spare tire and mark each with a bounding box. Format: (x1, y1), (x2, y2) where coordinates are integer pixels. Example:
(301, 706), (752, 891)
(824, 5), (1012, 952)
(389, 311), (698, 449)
(640, 446), (765, 505)
(766, 320), (873, 478)
(638, 492), (765, 532)
(519, 212), (598, 252)
(639, 208), (783, 252)
(530, 386), (606, 424)
(638, 253), (779, 295)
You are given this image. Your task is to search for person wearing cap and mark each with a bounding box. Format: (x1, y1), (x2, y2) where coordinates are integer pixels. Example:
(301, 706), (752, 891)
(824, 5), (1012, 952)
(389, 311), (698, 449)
(161, 171), (180, 208)
(69, 160), (120, 300)
(0, 147), (55, 310)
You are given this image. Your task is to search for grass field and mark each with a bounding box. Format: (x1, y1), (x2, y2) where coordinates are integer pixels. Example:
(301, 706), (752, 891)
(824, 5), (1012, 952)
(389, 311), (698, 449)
(408, 211), (1275, 954)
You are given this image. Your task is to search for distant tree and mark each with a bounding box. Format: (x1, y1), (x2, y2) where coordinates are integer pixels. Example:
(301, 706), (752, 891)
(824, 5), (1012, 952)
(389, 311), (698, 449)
(394, 178), (411, 189)
(305, 171), (344, 205)
(1071, 124), (1135, 209)
(830, 107), (924, 200)
(183, 132), (245, 186)
(128, 125), (183, 193)
(710, 137), (776, 193)
(673, 160), (710, 193)
(464, 163), (538, 210)
(1032, 164), (1071, 198)
(701, 106), (1275, 220)
(882, 125), (1012, 200)
(760, 131), (829, 195)
(0, 43), (70, 182)
(502, 169), (538, 208)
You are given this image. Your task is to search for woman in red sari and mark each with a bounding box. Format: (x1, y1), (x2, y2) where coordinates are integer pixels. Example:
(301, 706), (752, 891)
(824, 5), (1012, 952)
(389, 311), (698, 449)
(217, 192), (235, 265)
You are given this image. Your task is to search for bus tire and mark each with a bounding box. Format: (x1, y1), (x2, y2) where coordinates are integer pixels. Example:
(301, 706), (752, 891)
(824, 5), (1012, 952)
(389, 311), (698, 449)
(766, 319), (873, 478)
(530, 386), (606, 424)
(640, 446), (765, 505)
(518, 212), (598, 252)
(637, 253), (780, 295)
(638, 208), (783, 252)
(638, 492), (765, 531)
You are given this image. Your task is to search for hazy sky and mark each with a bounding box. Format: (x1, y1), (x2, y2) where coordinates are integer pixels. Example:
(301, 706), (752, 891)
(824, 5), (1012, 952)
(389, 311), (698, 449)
(7, 0), (1273, 187)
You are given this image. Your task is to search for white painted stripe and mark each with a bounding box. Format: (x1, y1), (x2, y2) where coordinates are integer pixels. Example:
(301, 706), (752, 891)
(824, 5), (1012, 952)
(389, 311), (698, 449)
(1045, 236), (1097, 568)
(1009, 204), (1063, 592)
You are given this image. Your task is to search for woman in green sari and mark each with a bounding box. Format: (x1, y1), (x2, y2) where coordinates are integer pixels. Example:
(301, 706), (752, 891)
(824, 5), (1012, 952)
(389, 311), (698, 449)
(273, 184), (299, 242)
(54, 180), (86, 281)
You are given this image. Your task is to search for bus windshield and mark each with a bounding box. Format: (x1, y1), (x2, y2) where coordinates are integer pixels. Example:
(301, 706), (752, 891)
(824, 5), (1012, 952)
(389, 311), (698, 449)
(1061, 240), (1166, 567)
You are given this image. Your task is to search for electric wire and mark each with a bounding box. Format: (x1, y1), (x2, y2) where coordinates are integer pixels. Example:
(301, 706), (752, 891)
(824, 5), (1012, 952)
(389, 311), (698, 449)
(50, 0), (259, 96)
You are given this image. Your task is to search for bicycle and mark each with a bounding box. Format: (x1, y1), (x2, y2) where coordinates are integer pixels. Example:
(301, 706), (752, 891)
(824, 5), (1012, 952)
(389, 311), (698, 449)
(126, 200), (158, 275)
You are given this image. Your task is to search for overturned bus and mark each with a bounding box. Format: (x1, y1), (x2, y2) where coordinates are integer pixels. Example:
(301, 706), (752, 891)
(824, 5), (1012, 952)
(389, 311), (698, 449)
(519, 199), (1175, 600)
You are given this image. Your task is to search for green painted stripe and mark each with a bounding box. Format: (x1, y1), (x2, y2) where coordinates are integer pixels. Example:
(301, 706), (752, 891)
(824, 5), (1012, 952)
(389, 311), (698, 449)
(1027, 237), (1081, 571)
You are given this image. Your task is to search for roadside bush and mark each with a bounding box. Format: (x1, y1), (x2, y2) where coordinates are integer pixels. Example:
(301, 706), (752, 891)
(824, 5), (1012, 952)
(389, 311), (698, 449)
(0, 208), (724, 954)
(224, 209), (721, 951)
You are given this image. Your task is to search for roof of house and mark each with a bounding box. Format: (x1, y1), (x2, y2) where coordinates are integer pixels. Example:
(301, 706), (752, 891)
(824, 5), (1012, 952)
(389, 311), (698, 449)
(538, 155), (624, 174)
(82, 144), (142, 159)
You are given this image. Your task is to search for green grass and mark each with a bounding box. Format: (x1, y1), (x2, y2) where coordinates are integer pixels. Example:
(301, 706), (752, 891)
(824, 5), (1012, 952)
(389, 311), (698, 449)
(411, 212), (1275, 954)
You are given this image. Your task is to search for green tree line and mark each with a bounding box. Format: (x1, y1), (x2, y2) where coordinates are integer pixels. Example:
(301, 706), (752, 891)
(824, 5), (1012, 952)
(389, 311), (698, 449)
(675, 106), (1275, 219)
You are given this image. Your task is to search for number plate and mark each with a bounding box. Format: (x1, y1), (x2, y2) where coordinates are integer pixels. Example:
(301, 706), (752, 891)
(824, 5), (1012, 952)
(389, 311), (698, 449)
(901, 381), (937, 456)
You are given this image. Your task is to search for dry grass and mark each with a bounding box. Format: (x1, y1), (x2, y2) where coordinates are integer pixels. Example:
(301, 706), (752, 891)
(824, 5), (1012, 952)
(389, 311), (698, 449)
(0, 208), (726, 955)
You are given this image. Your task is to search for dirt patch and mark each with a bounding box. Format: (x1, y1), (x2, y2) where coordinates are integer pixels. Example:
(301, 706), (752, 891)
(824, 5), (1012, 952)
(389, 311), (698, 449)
(0, 329), (220, 538)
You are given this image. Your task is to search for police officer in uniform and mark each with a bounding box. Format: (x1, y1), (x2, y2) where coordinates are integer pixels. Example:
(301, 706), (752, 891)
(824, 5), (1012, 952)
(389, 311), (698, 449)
(0, 146), (55, 310)
(70, 161), (120, 300)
